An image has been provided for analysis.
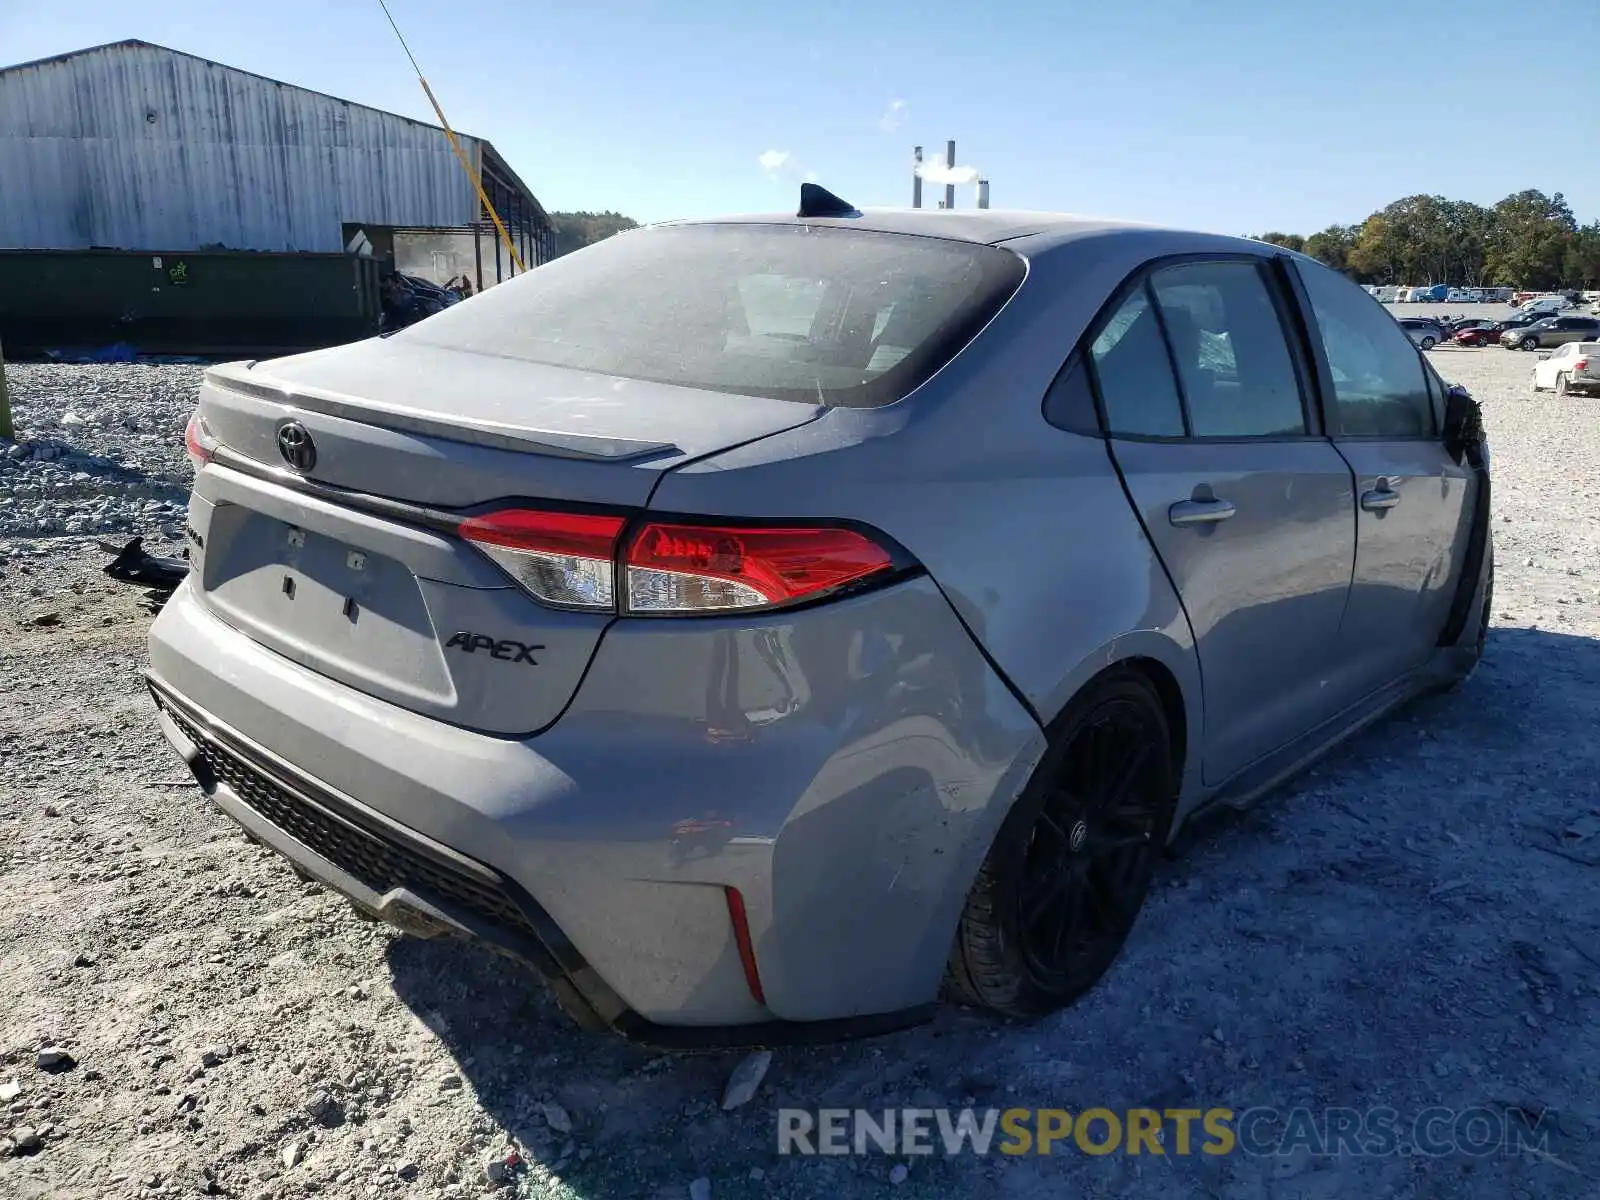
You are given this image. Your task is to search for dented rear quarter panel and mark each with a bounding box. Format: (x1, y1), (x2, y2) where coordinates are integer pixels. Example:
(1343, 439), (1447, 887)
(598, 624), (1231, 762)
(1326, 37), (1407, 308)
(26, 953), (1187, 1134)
(652, 229), (1207, 813)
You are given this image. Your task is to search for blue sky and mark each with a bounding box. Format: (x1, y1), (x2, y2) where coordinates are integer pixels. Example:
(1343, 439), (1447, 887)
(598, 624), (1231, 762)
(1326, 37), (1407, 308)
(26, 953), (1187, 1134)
(5, 0), (1598, 231)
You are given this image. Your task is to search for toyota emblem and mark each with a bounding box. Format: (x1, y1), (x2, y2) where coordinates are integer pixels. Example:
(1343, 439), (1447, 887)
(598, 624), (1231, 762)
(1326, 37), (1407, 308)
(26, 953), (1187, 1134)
(276, 421), (316, 472)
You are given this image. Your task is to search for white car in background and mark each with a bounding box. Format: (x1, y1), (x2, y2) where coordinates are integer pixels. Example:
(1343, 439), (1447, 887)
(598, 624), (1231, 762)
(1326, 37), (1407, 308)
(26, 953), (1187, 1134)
(1531, 342), (1600, 397)
(1519, 296), (1570, 317)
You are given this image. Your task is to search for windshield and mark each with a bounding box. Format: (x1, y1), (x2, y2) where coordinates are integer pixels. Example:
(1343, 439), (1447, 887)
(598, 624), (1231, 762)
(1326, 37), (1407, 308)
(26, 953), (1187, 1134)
(399, 223), (1026, 408)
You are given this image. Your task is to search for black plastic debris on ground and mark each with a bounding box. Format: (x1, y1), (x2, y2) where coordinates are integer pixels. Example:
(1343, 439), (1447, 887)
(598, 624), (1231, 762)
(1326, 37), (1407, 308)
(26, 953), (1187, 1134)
(102, 537), (189, 591)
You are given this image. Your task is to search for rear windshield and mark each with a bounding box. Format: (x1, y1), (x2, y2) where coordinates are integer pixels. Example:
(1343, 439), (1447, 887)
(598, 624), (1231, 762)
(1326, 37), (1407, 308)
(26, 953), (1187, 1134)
(398, 223), (1025, 408)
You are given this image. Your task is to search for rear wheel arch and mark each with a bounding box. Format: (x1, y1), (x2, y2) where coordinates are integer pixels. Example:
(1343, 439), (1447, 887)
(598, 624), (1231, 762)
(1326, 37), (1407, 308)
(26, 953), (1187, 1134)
(944, 660), (1182, 1016)
(1038, 654), (1190, 835)
(1112, 657), (1188, 798)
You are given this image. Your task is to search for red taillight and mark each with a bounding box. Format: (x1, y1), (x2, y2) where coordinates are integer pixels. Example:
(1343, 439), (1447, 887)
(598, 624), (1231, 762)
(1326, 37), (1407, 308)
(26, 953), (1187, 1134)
(457, 509), (625, 611)
(184, 412), (215, 471)
(1577, 358), (1590, 371)
(623, 522), (895, 613)
(460, 508), (899, 615)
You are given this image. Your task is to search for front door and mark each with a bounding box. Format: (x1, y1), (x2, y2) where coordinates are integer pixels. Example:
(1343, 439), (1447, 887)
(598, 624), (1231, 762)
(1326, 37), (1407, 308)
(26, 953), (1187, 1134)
(1291, 259), (1474, 689)
(1090, 258), (1357, 785)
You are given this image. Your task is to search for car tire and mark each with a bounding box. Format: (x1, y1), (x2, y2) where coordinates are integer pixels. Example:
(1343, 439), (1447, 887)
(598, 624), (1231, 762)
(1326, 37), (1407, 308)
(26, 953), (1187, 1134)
(1556, 373), (1570, 398)
(944, 669), (1176, 1019)
(1437, 556), (1493, 693)
(1421, 336), (1437, 350)
(1521, 337), (1539, 350)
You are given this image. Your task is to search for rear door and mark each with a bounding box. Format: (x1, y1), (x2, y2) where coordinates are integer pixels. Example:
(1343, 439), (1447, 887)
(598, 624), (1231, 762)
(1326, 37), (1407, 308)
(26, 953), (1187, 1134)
(1092, 257), (1357, 785)
(1289, 258), (1473, 692)
(1554, 317), (1600, 346)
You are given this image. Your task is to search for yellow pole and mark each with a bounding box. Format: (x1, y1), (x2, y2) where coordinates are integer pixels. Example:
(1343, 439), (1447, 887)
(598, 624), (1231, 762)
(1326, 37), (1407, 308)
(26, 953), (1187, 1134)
(0, 336), (12, 442)
(374, 0), (526, 276)
(417, 78), (526, 275)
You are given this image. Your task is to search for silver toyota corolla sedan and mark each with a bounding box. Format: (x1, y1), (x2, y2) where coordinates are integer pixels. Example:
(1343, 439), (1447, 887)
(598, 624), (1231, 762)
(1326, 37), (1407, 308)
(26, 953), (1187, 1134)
(147, 187), (1493, 1047)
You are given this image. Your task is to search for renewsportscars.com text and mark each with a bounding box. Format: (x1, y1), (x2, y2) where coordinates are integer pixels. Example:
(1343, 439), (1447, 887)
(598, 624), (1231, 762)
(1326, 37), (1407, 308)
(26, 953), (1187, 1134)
(777, 1106), (1554, 1158)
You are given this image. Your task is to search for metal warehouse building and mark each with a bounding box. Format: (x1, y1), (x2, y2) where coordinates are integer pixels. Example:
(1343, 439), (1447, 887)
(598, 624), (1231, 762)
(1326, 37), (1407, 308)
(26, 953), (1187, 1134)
(0, 40), (553, 355)
(0, 39), (552, 262)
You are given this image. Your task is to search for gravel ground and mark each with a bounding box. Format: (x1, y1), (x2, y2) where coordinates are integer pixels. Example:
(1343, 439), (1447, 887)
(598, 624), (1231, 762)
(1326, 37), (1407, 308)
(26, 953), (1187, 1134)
(3, 348), (1600, 1200)
(0, 365), (198, 540)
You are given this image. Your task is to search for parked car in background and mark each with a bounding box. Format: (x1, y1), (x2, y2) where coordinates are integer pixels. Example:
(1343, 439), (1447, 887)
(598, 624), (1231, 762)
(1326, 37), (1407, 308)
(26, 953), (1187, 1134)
(1531, 341), (1600, 396)
(1398, 317), (1447, 349)
(1516, 297), (1568, 320)
(147, 201), (1494, 1038)
(1520, 296), (1571, 318)
(1501, 315), (1600, 350)
(378, 272), (460, 332)
(1456, 314), (1552, 346)
(1446, 319), (1498, 341)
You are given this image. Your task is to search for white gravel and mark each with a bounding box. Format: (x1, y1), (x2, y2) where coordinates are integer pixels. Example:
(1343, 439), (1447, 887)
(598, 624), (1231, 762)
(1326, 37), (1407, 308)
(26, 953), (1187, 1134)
(2, 349), (1599, 1199)
(0, 364), (200, 540)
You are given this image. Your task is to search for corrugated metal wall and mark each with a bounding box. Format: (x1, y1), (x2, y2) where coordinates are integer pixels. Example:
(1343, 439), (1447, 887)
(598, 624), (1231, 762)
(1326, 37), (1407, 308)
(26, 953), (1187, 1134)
(0, 42), (483, 252)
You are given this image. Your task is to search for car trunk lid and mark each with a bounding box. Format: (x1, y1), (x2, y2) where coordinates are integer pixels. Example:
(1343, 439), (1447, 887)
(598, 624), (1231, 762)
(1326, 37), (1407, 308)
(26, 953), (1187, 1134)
(198, 339), (824, 505)
(187, 340), (823, 735)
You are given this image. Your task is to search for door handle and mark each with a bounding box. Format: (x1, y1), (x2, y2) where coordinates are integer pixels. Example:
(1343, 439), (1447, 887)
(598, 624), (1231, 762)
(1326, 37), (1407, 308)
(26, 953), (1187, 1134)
(1361, 483), (1402, 512)
(1168, 497), (1236, 527)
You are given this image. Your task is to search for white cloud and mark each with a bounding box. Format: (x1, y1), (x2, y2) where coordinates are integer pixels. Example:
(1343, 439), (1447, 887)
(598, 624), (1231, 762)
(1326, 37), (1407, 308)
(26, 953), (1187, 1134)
(758, 149), (791, 171)
(877, 99), (907, 134)
(803, 170), (819, 183)
(916, 160), (981, 186)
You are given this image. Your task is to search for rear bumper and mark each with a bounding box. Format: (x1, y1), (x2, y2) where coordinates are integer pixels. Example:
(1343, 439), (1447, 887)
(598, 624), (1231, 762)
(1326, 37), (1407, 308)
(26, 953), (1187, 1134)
(146, 577), (1045, 1043)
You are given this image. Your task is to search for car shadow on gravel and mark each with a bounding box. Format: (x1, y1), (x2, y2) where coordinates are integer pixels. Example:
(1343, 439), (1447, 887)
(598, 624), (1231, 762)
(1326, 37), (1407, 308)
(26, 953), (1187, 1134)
(385, 932), (752, 1184)
(1170, 624), (1600, 848)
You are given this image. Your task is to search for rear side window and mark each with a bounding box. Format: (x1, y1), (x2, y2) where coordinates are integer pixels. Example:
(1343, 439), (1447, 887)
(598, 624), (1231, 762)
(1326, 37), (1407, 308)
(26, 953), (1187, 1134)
(1295, 260), (1435, 438)
(399, 224), (1024, 408)
(1089, 288), (1186, 437)
(1148, 261), (1307, 437)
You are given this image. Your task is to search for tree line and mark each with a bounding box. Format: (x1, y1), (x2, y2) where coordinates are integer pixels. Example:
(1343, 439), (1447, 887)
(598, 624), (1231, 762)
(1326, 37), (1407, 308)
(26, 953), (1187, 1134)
(1251, 190), (1600, 291)
(549, 211), (640, 258)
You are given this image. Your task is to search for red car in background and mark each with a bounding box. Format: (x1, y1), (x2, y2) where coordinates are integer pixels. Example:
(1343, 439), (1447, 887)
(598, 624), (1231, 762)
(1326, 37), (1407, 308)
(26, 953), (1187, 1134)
(1455, 317), (1541, 346)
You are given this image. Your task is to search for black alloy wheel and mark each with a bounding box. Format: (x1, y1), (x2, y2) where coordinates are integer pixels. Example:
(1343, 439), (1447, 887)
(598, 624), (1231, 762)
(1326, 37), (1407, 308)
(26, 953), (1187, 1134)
(946, 671), (1175, 1018)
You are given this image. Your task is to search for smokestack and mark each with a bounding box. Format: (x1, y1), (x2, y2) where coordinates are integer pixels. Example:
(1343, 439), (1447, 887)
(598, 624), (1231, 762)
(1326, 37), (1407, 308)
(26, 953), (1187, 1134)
(912, 145), (922, 209)
(944, 140), (956, 210)
(977, 180), (990, 209)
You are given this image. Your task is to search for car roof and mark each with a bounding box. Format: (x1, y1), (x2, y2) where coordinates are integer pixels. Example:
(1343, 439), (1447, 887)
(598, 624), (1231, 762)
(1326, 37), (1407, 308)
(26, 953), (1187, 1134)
(650, 207), (1234, 250)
